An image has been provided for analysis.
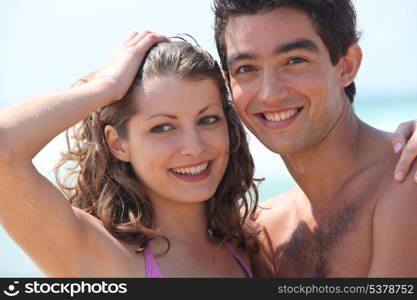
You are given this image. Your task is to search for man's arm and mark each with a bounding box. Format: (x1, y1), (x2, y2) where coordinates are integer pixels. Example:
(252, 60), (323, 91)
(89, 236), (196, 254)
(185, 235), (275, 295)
(368, 162), (417, 277)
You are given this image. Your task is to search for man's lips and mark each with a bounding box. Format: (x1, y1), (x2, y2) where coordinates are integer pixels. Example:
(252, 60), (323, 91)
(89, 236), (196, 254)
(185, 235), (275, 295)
(255, 106), (304, 129)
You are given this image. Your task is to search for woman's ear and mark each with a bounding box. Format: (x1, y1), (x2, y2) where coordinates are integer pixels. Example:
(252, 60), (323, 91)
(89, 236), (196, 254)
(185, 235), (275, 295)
(104, 125), (130, 162)
(339, 44), (363, 88)
(222, 70), (229, 83)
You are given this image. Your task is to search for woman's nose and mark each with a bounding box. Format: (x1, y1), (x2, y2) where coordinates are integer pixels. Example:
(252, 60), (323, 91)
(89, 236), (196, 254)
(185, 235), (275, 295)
(178, 127), (205, 157)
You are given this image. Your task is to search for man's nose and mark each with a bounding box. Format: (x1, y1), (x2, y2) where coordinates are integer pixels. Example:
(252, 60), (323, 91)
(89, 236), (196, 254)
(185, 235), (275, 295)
(178, 126), (205, 157)
(258, 68), (289, 105)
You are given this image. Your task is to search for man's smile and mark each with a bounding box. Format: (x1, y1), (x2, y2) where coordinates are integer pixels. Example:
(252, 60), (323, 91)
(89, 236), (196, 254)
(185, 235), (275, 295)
(255, 106), (304, 129)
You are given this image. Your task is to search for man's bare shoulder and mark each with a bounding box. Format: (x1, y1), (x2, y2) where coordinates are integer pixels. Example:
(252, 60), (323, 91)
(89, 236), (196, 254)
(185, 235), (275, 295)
(374, 159), (417, 221)
(256, 186), (299, 232)
(369, 160), (417, 276)
(251, 186), (301, 277)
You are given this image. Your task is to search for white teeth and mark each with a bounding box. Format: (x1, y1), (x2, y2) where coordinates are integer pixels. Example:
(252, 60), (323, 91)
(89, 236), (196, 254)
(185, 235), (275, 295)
(263, 108), (299, 122)
(173, 162), (209, 176)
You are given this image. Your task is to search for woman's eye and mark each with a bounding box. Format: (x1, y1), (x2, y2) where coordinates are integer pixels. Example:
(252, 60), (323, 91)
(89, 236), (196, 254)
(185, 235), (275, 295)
(150, 124), (173, 133)
(199, 116), (219, 125)
(235, 65), (256, 74)
(287, 57), (307, 65)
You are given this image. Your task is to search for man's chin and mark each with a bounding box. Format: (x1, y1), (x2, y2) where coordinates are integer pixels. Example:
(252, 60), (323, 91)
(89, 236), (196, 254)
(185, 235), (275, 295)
(258, 137), (305, 156)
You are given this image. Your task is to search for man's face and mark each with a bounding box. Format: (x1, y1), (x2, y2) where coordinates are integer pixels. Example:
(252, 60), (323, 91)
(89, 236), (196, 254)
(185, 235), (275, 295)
(224, 7), (348, 155)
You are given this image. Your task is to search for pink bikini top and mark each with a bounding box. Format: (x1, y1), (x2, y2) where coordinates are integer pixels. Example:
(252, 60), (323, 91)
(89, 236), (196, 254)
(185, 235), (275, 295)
(144, 241), (253, 278)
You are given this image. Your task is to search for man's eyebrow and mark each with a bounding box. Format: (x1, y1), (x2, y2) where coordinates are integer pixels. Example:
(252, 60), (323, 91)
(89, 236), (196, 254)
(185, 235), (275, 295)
(227, 51), (256, 67)
(275, 39), (319, 55)
(226, 39), (319, 68)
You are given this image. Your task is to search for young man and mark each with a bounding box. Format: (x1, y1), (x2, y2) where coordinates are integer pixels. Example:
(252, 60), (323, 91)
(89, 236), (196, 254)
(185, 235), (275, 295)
(214, 0), (417, 277)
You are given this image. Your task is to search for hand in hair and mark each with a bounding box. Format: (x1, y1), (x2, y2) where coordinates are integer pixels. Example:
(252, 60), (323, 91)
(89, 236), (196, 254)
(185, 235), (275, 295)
(94, 31), (169, 101)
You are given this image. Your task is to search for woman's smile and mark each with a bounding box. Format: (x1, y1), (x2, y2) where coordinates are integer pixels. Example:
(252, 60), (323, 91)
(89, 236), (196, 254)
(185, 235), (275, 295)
(170, 160), (213, 182)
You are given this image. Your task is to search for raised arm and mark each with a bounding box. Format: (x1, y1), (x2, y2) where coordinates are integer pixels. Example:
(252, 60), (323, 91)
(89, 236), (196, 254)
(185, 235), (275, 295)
(392, 120), (417, 183)
(0, 31), (167, 276)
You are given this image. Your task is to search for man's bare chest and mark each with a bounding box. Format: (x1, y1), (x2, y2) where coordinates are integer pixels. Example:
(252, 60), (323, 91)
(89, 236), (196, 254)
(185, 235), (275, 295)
(276, 203), (374, 277)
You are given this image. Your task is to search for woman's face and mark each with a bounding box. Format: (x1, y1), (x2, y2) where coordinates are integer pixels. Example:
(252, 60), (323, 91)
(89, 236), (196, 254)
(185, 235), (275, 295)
(121, 76), (229, 205)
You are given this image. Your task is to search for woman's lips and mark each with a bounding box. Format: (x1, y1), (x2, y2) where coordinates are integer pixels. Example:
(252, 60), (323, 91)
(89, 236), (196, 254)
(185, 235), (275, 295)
(170, 160), (213, 182)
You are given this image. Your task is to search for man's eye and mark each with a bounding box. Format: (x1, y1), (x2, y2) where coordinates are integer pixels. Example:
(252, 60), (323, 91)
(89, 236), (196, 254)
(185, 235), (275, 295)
(150, 124), (173, 133)
(287, 57), (307, 65)
(235, 65), (256, 74)
(199, 116), (219, 125)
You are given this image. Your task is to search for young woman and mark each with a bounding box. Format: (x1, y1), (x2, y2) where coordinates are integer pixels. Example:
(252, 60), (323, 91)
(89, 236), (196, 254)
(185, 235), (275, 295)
(0, 31), (259, 277)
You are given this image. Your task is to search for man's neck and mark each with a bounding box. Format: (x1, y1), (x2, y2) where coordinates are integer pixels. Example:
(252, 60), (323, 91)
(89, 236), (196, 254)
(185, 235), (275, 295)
(281, 101), (390, 207)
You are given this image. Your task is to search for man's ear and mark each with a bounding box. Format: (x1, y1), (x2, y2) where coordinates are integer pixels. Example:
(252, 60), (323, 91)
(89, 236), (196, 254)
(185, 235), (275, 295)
(339, 44), (363, 87)
(104, 125), (130, 162)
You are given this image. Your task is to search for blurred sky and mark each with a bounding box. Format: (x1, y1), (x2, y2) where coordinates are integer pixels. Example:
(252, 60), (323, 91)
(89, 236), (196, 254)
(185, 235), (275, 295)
(1, 0), (417, 107)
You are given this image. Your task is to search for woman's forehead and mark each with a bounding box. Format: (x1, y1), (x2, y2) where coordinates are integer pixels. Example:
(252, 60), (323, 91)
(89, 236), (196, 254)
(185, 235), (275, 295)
(135, 76), (223, 114)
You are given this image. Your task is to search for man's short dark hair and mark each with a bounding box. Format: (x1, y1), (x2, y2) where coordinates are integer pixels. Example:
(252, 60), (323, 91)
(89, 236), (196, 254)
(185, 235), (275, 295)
(213, 0), (360, 103)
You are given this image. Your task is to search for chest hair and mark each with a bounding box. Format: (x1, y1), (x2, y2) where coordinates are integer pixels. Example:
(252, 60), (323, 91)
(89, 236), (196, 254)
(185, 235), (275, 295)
(279, 204), (358, 277)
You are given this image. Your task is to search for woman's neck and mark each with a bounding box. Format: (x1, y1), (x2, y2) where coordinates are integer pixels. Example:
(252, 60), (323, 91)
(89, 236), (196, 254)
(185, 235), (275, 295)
(150, 198), (213, 249)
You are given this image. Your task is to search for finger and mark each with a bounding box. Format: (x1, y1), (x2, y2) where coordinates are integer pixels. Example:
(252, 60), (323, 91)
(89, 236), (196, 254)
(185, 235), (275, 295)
(131, 33), (169, 59)
(123, 31), (139, 45)
(394, 136), (417, 182)
(156, 34), (170, 43)
(392, 122), (412, 154)
(126, 30), (153, 47)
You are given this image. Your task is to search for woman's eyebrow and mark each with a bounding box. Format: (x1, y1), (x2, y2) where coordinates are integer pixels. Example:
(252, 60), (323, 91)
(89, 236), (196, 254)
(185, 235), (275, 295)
(146, 113), (177, 121)
(146, 104), (221, 121)
(198, 103), (221, 115)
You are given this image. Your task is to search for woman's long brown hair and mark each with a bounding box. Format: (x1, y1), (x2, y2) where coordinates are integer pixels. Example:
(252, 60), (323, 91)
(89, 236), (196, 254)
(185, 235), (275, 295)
(54, 41), (261, 255)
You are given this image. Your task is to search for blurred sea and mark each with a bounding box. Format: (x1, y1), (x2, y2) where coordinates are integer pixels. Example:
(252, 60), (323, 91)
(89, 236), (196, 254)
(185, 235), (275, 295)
(1, 92), (416, 277)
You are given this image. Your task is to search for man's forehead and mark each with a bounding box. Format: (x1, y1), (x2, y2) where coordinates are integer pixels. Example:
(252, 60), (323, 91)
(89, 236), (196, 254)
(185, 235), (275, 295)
(224, 7), (321, 61)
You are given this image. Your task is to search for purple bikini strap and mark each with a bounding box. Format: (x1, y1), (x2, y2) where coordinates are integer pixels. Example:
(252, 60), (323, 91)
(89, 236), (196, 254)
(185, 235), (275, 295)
(144, 242), (253, 278)
(144, 247), (164, 278)
(225, 241), (253, 278)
